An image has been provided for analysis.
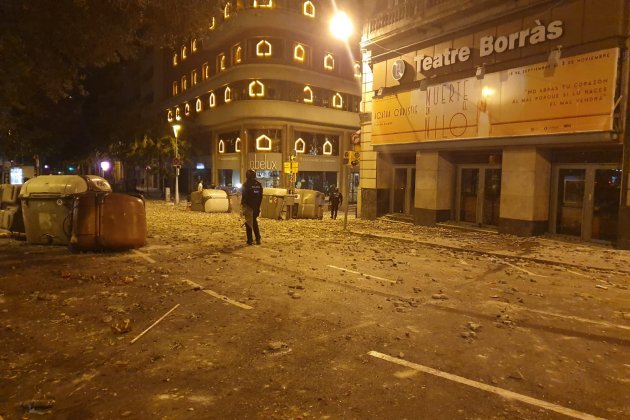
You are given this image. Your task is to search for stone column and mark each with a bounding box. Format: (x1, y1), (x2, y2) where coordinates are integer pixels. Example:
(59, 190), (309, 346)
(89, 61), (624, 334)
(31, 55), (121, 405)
(414, 151), (453, 225)
(498, 147), (550, 236)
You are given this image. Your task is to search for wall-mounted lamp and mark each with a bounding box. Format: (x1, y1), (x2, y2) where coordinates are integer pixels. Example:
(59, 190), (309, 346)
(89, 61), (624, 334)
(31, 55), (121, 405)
(548, 46), (562, 68)
(475, 65), (485, 80)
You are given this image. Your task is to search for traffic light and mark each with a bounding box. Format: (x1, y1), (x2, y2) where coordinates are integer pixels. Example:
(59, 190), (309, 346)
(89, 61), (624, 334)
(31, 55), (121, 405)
(343, 151), (360, 166)
(343, 151), (352, 165)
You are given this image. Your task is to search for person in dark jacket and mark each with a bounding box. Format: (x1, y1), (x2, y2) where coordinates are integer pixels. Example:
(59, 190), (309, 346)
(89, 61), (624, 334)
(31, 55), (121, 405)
(241, 169), (263, 245)
(329, 187), (343, 220)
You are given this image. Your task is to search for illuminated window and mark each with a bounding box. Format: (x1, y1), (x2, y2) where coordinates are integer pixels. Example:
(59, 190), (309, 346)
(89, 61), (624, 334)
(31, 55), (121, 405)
(303, 86), (313, 103)
(184, 102), (191, 116)
(172, 53), (178, 67)
(202, 62), (210, 80)
(235, 137), (241, 152)
(191, 70), (198, 86)
(218, 139), (225, 153)
(209, 91), (216, 108)
(324, 53), (334, 70)
(294, 138), (306, 153)
(256, 40), (272, 57)
(323, 139), (333, 155)
(224, 2), (231, 19)
(294, 44), (305, 62)
(172, 81), (178, 96)
(256, 134), (272, 151)
(253, 0), (273, 7)
(175, 106), (182, 121)
(354, 62), (361, 78)
(191, 39), (198, 52)
(249, 80), (265, 97)
(233, 45), (242, 64)
(224, 86), (232, 103)
(195, 98), (203, 112)
(181, 76), (188, 92)
(182, 45), (188, 60)
(167, 109), (174, 123)
(209, 16), (216, 30)
(332, 92), (343, 108)
(303, 1), (315, 17)
(217, 53), (226, 71)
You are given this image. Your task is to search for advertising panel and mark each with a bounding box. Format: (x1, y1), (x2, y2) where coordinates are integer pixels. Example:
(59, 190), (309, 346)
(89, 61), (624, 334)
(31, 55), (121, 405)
(372, 48), (618, 145)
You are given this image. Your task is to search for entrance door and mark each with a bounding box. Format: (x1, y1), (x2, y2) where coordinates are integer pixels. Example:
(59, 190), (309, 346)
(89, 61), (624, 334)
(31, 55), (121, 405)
(552, 166), (621, 242)
(456, 166), (501, 226)
(391, 166), (415, 215)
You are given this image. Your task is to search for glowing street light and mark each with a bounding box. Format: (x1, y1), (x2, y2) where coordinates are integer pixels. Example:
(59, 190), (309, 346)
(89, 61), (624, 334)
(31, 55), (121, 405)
(100, 161), (111, 177)
(172, 124), (182, 205)
(329, 11), (353, 41)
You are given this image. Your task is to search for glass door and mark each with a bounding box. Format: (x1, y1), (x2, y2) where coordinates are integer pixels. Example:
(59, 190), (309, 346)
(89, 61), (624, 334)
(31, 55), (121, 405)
(592, 169), (621, 242)
(457, 166), (502, 226)
(391, 166), (415, 215)
(556, 169), (585, 236)
(459, 168), (479, 223)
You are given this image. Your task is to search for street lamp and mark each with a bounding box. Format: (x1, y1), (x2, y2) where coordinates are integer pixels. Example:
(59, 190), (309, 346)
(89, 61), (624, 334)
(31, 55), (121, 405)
(171, 124), (182, 205)
(329, 11), (353, 41)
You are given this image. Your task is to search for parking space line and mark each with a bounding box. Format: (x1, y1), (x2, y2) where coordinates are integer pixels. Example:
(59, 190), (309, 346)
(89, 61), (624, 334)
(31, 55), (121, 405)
(368, 351), (604, 420)
(183, 279), (252, 310)
(327, 265), (396, 284)
(132, 250), (156, 264)
(523, 307), (630, 331)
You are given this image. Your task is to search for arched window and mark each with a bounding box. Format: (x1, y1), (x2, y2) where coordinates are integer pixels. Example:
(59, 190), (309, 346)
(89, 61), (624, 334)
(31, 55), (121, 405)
(175, 106), (182, 121)
(191, 70), (198, 86)
(184, 102), (191, 116)
(209, 91), (216, 108)
(303, 1), (315, 17)
(218, 139), (225, 154)
(181, 75), (188, 92)
(303, 86), (313, 103)
(332, 93), (343, 109)
(256, 134), (272, 151)
(322, 139), (333, 155)
(324, 53), (334, 70)
(249, 80), (265, 97)
(224, 86), (232, 103)
(191, 39), (198, 53)
(172, 81), (178, 96)
(294, 138), (306, 154)
(256, 40), (272, 57)
(253, 0), (273, 7)
(218, 53), (226, 71)
(202, 62), (210, 80)
(195, 98), (203, 112)
(233, 45), (242, 64)
(181, 45), (188, 60)
(167, 109), (174, 123)
(224, 2), (231, 19)
(172, 53), (178, 67)
(354, 62), (361, 78)
(235, 137), (242, 152)
(209, 16), (216, 30)
(294, 44), (305, 62)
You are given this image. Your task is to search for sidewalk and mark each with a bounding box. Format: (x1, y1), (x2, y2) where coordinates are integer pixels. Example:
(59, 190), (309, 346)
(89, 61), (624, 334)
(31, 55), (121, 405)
(349, 217), (630, 274)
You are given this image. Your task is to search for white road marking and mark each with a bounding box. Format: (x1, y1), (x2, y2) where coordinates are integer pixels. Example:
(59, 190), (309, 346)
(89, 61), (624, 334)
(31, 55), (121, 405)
(501, 261), (547, 278)
(368, 351), (604, 420)
(566, 269), (592, 279)
(132, 250), (156, 264)
(524, 307), (630, 331)
(327, 265), (396, 284)
(183, 279), (252, 310)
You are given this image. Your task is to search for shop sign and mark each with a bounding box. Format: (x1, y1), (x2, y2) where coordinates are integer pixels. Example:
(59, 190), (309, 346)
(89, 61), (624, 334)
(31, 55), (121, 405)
(373, 48), (618, 145)
(248, 153), (282, 171)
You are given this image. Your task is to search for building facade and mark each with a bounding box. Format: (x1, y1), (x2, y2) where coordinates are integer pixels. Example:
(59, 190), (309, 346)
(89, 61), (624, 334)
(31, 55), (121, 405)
(162, 0), (361, 199)
(359, 0), (630, 247)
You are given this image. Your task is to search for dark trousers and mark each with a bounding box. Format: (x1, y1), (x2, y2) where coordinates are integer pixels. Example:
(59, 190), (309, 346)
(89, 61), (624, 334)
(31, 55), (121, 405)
(246, 215), (261, 244)
(331, 205), (339, 219)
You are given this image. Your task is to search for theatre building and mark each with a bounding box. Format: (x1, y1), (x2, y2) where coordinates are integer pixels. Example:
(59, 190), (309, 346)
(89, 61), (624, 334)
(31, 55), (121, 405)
(359, 0), (630, 247)
(163, 1), (360, 198)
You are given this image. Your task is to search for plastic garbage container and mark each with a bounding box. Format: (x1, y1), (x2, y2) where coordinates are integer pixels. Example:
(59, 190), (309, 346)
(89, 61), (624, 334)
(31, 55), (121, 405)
(0, 184), (24, 233)
(203, 189), (230, 213)
(190, 191), (204, 211)
(260, 188), (288, 219)
(295, 189), (325, 219)
(19, 175), (112, 245)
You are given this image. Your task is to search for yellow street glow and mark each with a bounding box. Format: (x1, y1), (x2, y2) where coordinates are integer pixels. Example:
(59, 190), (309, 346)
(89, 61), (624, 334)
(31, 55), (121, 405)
(330, 11), (352, 41)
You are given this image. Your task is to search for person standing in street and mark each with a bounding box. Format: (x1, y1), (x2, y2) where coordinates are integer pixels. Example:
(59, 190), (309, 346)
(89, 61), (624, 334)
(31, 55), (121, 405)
(241, 169), (263, 245)
(329, 187), (343, 220)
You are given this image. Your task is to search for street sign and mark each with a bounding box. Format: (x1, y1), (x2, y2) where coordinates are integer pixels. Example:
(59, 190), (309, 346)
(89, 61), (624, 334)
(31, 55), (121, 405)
(283, 161), (298, 174)
(172, 157), (181, 166)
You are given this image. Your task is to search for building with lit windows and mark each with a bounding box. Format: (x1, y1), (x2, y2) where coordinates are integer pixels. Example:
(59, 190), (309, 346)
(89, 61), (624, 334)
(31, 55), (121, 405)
(163, 0), (361, 199)
(359, 0), (630, 248)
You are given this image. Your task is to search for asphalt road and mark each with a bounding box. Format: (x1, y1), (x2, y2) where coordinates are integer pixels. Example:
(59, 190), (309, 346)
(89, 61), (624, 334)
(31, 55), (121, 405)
(1, 201), (629, 419)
